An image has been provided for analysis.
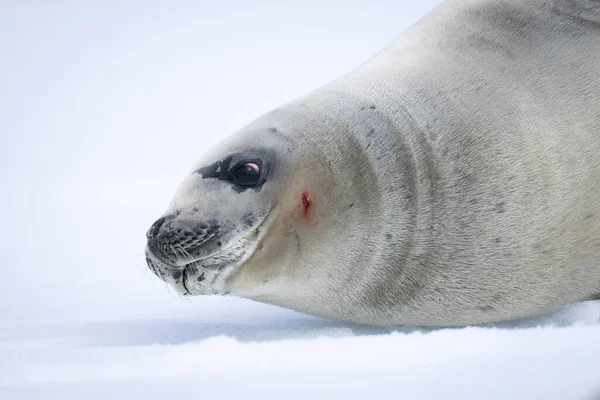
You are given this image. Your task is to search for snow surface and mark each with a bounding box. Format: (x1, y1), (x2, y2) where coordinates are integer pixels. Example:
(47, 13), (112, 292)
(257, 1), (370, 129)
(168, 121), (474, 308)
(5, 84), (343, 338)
(2, 302), (600, 399)
(1, 1), (599, 399)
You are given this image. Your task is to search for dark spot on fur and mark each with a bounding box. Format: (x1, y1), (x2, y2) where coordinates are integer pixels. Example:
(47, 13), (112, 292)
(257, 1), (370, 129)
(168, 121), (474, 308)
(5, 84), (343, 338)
(495, 201), (505, 213)
(348, 203), (354, 208)
(385, 233), (393, 239)
(359, 104), (377, 111)
(171, 270), (181, 279)
(193, 207), (199, 212)
(585, 213), (593, 220)
(243, 213), (255, 227)
(491, 295), (503, 303)
(365, 128), (375, 150)
(477, 305), (495, 313)
(197, 272), (205, 282)
(494, 237), (502, 243)
(217, 241), (222, 246)
(268, 126), (279, 134)
(427, 130), (438, 142)
(294, 232), (301, 251)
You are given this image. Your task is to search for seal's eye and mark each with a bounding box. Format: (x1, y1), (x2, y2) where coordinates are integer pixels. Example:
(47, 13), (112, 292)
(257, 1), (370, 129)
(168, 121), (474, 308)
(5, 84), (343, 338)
(232, 162), (260, 186)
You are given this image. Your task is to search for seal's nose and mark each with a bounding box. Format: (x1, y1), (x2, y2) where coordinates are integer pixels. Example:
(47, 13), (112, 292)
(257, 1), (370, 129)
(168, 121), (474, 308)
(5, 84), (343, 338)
(146, 216), (166, 239)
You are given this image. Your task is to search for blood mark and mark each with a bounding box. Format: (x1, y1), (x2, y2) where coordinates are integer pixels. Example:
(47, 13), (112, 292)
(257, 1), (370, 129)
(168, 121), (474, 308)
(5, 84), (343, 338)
(301, 190), (313, 218)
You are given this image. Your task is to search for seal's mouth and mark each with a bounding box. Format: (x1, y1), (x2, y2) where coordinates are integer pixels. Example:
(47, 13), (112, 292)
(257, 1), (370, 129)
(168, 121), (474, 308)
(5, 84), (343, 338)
(145, 210), (271, 296)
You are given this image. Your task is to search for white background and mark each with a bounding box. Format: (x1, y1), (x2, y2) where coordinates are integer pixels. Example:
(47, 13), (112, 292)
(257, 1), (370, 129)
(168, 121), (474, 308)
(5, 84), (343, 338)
(1, 1), (599, 398)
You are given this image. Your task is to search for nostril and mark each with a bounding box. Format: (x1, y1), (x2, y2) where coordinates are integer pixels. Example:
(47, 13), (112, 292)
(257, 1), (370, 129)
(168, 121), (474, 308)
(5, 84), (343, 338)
(146, 216), (166, 239)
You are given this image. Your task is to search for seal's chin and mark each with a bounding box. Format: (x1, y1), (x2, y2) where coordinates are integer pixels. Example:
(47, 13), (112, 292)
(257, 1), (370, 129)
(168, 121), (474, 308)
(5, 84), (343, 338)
(145, 211), (271, 296)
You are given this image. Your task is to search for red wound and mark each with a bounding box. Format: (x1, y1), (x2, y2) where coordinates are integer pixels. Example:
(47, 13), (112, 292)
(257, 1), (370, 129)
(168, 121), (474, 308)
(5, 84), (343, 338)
(301, 190), (313, 218)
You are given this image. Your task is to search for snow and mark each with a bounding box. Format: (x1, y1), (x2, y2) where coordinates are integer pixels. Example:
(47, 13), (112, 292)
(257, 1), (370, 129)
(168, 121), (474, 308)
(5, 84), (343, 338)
(1, 1), (599, 399)
(2, 302), (600, 399)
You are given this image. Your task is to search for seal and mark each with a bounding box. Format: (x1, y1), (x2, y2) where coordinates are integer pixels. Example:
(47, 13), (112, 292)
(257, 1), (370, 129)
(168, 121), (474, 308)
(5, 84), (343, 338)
(145, 0), (600, 326)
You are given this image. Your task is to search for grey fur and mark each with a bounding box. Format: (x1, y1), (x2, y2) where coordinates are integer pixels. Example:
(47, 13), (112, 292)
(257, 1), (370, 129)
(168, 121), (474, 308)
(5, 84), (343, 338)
(146, 0), (600, 326)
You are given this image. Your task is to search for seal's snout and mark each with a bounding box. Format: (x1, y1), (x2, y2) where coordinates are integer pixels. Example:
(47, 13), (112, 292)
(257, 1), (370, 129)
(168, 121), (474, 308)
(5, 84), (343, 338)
(145, 213), (222, 267)
(146, 214), (176, 265)
(146, 216), (166, 239)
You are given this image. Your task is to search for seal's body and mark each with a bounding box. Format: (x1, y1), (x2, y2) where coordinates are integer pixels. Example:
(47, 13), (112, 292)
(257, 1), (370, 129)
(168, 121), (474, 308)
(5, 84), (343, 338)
(146, 0), (600, 326)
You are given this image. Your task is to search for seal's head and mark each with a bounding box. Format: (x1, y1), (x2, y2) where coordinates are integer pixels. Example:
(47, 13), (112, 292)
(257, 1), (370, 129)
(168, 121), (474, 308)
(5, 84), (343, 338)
(144, 121), (284, 297)
(145, 99), (388, 320)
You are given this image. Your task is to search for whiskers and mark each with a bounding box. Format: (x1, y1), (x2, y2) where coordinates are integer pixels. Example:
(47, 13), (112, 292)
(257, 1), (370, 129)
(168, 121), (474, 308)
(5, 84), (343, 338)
(170, 244), (196, 266)
(170, 244), (198, 297)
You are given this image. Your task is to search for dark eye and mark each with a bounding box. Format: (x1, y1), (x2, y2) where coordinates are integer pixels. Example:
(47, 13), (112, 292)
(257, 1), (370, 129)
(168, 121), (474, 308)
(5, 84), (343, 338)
(232, 162), (260, 186)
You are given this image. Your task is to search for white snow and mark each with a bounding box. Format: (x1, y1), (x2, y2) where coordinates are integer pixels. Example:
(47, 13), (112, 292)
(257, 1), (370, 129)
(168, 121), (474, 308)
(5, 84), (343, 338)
(1, 1), (599, 399)
(2, 302), (600, 399)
